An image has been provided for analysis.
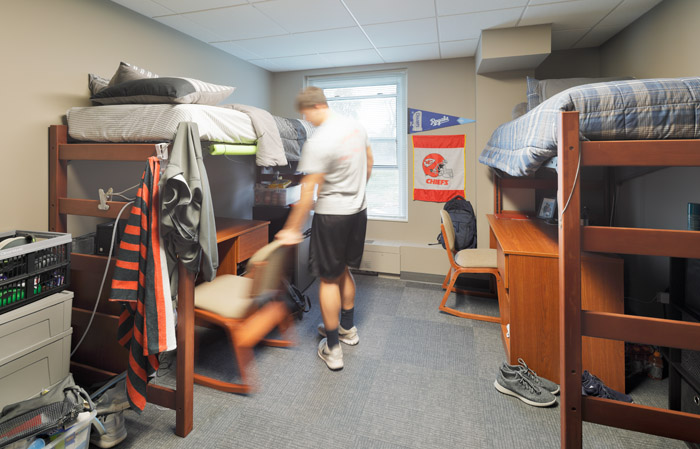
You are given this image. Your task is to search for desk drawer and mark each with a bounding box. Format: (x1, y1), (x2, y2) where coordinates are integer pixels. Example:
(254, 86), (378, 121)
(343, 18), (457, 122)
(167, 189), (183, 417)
(238, 226), (269, 263)
(497, 241), (508, 289)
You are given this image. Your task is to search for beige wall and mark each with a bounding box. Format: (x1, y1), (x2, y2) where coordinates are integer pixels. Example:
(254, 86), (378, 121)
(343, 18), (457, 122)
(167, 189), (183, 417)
(599, 0), (700, 314)
(271, 58), (477, 275)
(0, 0), (271, 234)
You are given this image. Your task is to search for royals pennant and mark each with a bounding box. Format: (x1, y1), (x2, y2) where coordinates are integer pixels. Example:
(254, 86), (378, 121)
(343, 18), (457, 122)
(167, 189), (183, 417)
(413, 135), (466, 202)
(408, 108), (475, 134)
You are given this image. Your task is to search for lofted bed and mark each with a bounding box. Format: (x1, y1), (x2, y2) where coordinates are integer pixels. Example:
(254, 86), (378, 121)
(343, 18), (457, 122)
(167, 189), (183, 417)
(480, 77), (700, 447)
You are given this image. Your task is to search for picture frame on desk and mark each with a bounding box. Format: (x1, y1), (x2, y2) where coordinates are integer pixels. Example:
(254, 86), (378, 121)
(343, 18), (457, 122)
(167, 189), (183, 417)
(537, 197), (557, 220)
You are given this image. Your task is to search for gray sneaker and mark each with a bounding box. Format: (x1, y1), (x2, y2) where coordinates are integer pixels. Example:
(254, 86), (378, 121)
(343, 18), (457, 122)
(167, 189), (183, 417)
(503, 358), (560, 395)
(317, 323), (359, 345)
(318, 338), (344, 370)
(494, 367), (557, 407)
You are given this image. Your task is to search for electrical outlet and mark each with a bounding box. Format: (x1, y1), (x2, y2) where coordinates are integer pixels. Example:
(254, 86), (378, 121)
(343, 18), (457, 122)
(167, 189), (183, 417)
(657, 292), (670, 304)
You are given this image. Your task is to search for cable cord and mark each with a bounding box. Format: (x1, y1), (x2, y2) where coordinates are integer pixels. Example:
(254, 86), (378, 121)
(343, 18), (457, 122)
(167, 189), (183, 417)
(559, 149), (582, 216)
(70, 201), (134, 357)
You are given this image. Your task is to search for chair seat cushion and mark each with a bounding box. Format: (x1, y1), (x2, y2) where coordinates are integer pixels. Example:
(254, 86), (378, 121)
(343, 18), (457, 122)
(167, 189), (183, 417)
(194, 274), (254, 319)
(455, 248), (498, 268)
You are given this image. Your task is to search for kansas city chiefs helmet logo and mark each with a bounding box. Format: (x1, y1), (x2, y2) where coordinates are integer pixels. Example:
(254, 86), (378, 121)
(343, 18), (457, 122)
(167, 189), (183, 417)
(422, 153), (453, 178)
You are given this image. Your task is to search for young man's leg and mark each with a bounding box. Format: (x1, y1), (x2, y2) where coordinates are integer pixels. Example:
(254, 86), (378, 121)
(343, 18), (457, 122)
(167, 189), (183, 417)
(319, 275), (341, 335)
(339, 267), (356, 330)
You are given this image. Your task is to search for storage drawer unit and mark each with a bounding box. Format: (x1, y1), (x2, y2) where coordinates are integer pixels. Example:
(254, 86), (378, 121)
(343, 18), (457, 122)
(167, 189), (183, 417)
(0, 291), (72, 361)
(0, 328), (73, 409)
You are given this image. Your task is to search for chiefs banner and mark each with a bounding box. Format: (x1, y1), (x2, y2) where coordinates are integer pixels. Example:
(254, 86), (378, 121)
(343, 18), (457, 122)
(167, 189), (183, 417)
(412, 135), (466, 202)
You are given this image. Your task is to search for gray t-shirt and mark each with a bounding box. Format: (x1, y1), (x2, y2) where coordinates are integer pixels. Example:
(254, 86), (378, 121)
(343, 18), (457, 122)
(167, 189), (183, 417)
(298, 113), (370, 215)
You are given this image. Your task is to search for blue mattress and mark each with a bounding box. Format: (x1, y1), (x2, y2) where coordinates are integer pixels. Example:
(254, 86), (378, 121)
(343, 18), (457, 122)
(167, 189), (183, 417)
(479, 77), (700, 176)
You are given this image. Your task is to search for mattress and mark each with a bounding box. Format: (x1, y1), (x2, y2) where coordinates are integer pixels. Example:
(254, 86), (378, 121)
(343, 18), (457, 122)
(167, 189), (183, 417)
(479, 77), (700, 177)
(66, 104), (258, 144)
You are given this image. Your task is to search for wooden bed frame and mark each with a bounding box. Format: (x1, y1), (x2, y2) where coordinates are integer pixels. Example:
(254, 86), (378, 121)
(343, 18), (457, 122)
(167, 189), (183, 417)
(556, 111), (700, 447)
(48, 125), (196, 436)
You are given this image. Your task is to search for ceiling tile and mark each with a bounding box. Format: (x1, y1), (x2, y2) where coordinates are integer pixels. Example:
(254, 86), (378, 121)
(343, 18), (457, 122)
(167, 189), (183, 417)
(154, 15), (223, 43)
(597, 0), (662, 29)
(321, 49), (384, 67)
(111, 0), (174, 17)
(253, 0), (355, 33)
(248, 58), (283, 72)
(574, 25), (621, 49)
(152, 0), (247, 14)
(364, 18), (438, 48)
(343, 0), (435, 25)
(519, 0), (617, 31)
(438, 8), (521, 41)
(551, 28), (588, 51)
(184, 4), (288, 40)
(296, 27), (373, 53)
(379, 43), (440, 63)
(439, 39), (479, 58)
(219, 34), (319, 59)
(436, 0), (528, 16)
(211, 41), (264, 60)
(264, 54), (334, 71)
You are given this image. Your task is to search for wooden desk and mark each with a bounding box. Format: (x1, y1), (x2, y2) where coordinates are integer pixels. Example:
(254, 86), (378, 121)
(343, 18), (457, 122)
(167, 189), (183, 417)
(69, 218), (268, 437)
(488, 214), (624, 391)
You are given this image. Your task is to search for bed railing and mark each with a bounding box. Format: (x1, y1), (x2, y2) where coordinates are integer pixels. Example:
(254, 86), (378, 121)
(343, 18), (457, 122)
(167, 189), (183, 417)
(557, 111), (700, 447)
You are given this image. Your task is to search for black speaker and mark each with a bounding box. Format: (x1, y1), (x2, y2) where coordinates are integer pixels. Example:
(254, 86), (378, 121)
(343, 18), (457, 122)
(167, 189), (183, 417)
(94, 220), (128, 256)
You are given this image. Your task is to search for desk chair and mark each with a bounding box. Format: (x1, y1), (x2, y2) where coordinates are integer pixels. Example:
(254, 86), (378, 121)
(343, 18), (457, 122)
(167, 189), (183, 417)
(439, 210), (501, 323)
(193, 240), (295, 394)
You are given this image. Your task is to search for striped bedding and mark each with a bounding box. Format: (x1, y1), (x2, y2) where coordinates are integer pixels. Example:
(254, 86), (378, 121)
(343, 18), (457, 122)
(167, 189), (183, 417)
(67, 104), (257, 144)
(479, 77), (700, 176)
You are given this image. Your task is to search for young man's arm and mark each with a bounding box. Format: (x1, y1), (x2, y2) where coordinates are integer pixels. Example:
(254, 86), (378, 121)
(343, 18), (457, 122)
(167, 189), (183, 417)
(275, 172), (325, 245)
(366, 145), (374, 181)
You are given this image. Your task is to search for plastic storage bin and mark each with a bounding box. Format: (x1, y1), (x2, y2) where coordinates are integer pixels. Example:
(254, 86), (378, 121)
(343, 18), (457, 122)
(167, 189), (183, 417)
(254, 183), (301, 206)
(0, 231), (71, 315)
(44, 410), (96, 449)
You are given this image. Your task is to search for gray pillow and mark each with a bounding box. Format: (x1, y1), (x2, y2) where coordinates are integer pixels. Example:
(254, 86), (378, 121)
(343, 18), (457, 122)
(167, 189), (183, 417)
(91, 77), (236, 105)
(526, 76), (633, 111)
(88, 73), (110, 96)
(108, 62), (159, 87)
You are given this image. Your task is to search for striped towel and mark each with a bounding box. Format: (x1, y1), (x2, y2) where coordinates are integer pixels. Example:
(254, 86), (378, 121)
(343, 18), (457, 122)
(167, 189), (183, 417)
(109, 156), (176, 412)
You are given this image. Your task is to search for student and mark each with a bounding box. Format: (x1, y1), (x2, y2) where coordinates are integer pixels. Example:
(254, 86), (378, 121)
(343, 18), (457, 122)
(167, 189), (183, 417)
(276, 87), (373, 370)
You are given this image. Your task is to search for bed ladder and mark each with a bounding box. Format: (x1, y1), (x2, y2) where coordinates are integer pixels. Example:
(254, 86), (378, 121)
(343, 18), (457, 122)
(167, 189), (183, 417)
(557, 111), (700, 448)
(49, 125), (194, 438)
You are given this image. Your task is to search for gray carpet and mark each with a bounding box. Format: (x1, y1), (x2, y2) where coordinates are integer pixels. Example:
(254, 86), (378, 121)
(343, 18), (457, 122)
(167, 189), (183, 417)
(118, 275), (686, 448)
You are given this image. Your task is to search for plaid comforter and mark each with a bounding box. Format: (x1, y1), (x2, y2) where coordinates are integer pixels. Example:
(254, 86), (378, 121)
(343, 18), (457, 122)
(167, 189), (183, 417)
(479, 77), (700, 176)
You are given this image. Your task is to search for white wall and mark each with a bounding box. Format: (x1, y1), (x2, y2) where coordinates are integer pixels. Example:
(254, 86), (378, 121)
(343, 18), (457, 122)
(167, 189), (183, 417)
(599, 0), (700, 314)
(0, 0), (272, 235)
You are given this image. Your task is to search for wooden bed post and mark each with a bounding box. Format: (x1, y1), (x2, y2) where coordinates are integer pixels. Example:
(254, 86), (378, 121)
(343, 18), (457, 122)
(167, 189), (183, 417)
(49, 125), (68, 233)
(176, 262), (195, 437)
(558, 111), (583, 449)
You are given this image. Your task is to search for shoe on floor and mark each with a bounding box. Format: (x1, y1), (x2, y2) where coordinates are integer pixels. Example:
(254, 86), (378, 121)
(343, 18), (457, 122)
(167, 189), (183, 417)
(582, 370), (633, 403)
(502, 358), (560, 395)
(91, 411), (127, 448)
(494, 368), (557, 407)
(318, 338), (344, 370)
(317, 323), (359, 345)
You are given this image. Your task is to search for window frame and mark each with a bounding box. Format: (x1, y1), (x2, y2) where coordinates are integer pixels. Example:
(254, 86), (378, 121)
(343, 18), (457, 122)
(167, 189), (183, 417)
(305, 70), (408, 222)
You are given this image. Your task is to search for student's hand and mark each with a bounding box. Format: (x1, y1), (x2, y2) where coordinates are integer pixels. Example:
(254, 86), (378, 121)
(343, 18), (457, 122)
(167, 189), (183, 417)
(275, 228), (303, 245)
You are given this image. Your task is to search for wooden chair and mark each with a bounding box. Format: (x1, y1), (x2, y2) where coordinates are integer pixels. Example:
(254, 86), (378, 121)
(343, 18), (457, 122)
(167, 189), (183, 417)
(193, 240), (295, 394)
(439, 210), (501, 323)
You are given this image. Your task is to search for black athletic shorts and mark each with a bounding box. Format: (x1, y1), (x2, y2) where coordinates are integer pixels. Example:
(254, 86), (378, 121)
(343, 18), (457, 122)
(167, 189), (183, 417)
(309, 209), (367, 280)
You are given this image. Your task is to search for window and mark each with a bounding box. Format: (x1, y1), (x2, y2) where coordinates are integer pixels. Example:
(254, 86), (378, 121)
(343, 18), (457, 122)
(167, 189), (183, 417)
(307, 71), (407, 221)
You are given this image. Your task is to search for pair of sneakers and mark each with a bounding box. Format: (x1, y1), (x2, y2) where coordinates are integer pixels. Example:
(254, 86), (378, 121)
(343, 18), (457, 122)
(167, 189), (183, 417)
(317, 323), (359, 370)
(494, 358), (560, 407)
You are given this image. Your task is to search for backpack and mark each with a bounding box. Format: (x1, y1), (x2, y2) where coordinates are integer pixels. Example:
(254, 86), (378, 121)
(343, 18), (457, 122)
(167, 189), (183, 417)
(437, 195), (477, 251)
(284, 280), (311, 320)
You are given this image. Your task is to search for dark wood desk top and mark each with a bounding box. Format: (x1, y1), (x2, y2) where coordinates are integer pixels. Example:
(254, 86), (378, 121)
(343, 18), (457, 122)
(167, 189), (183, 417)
(215, 217), (269, 243)
(487, 214), (558, 258)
